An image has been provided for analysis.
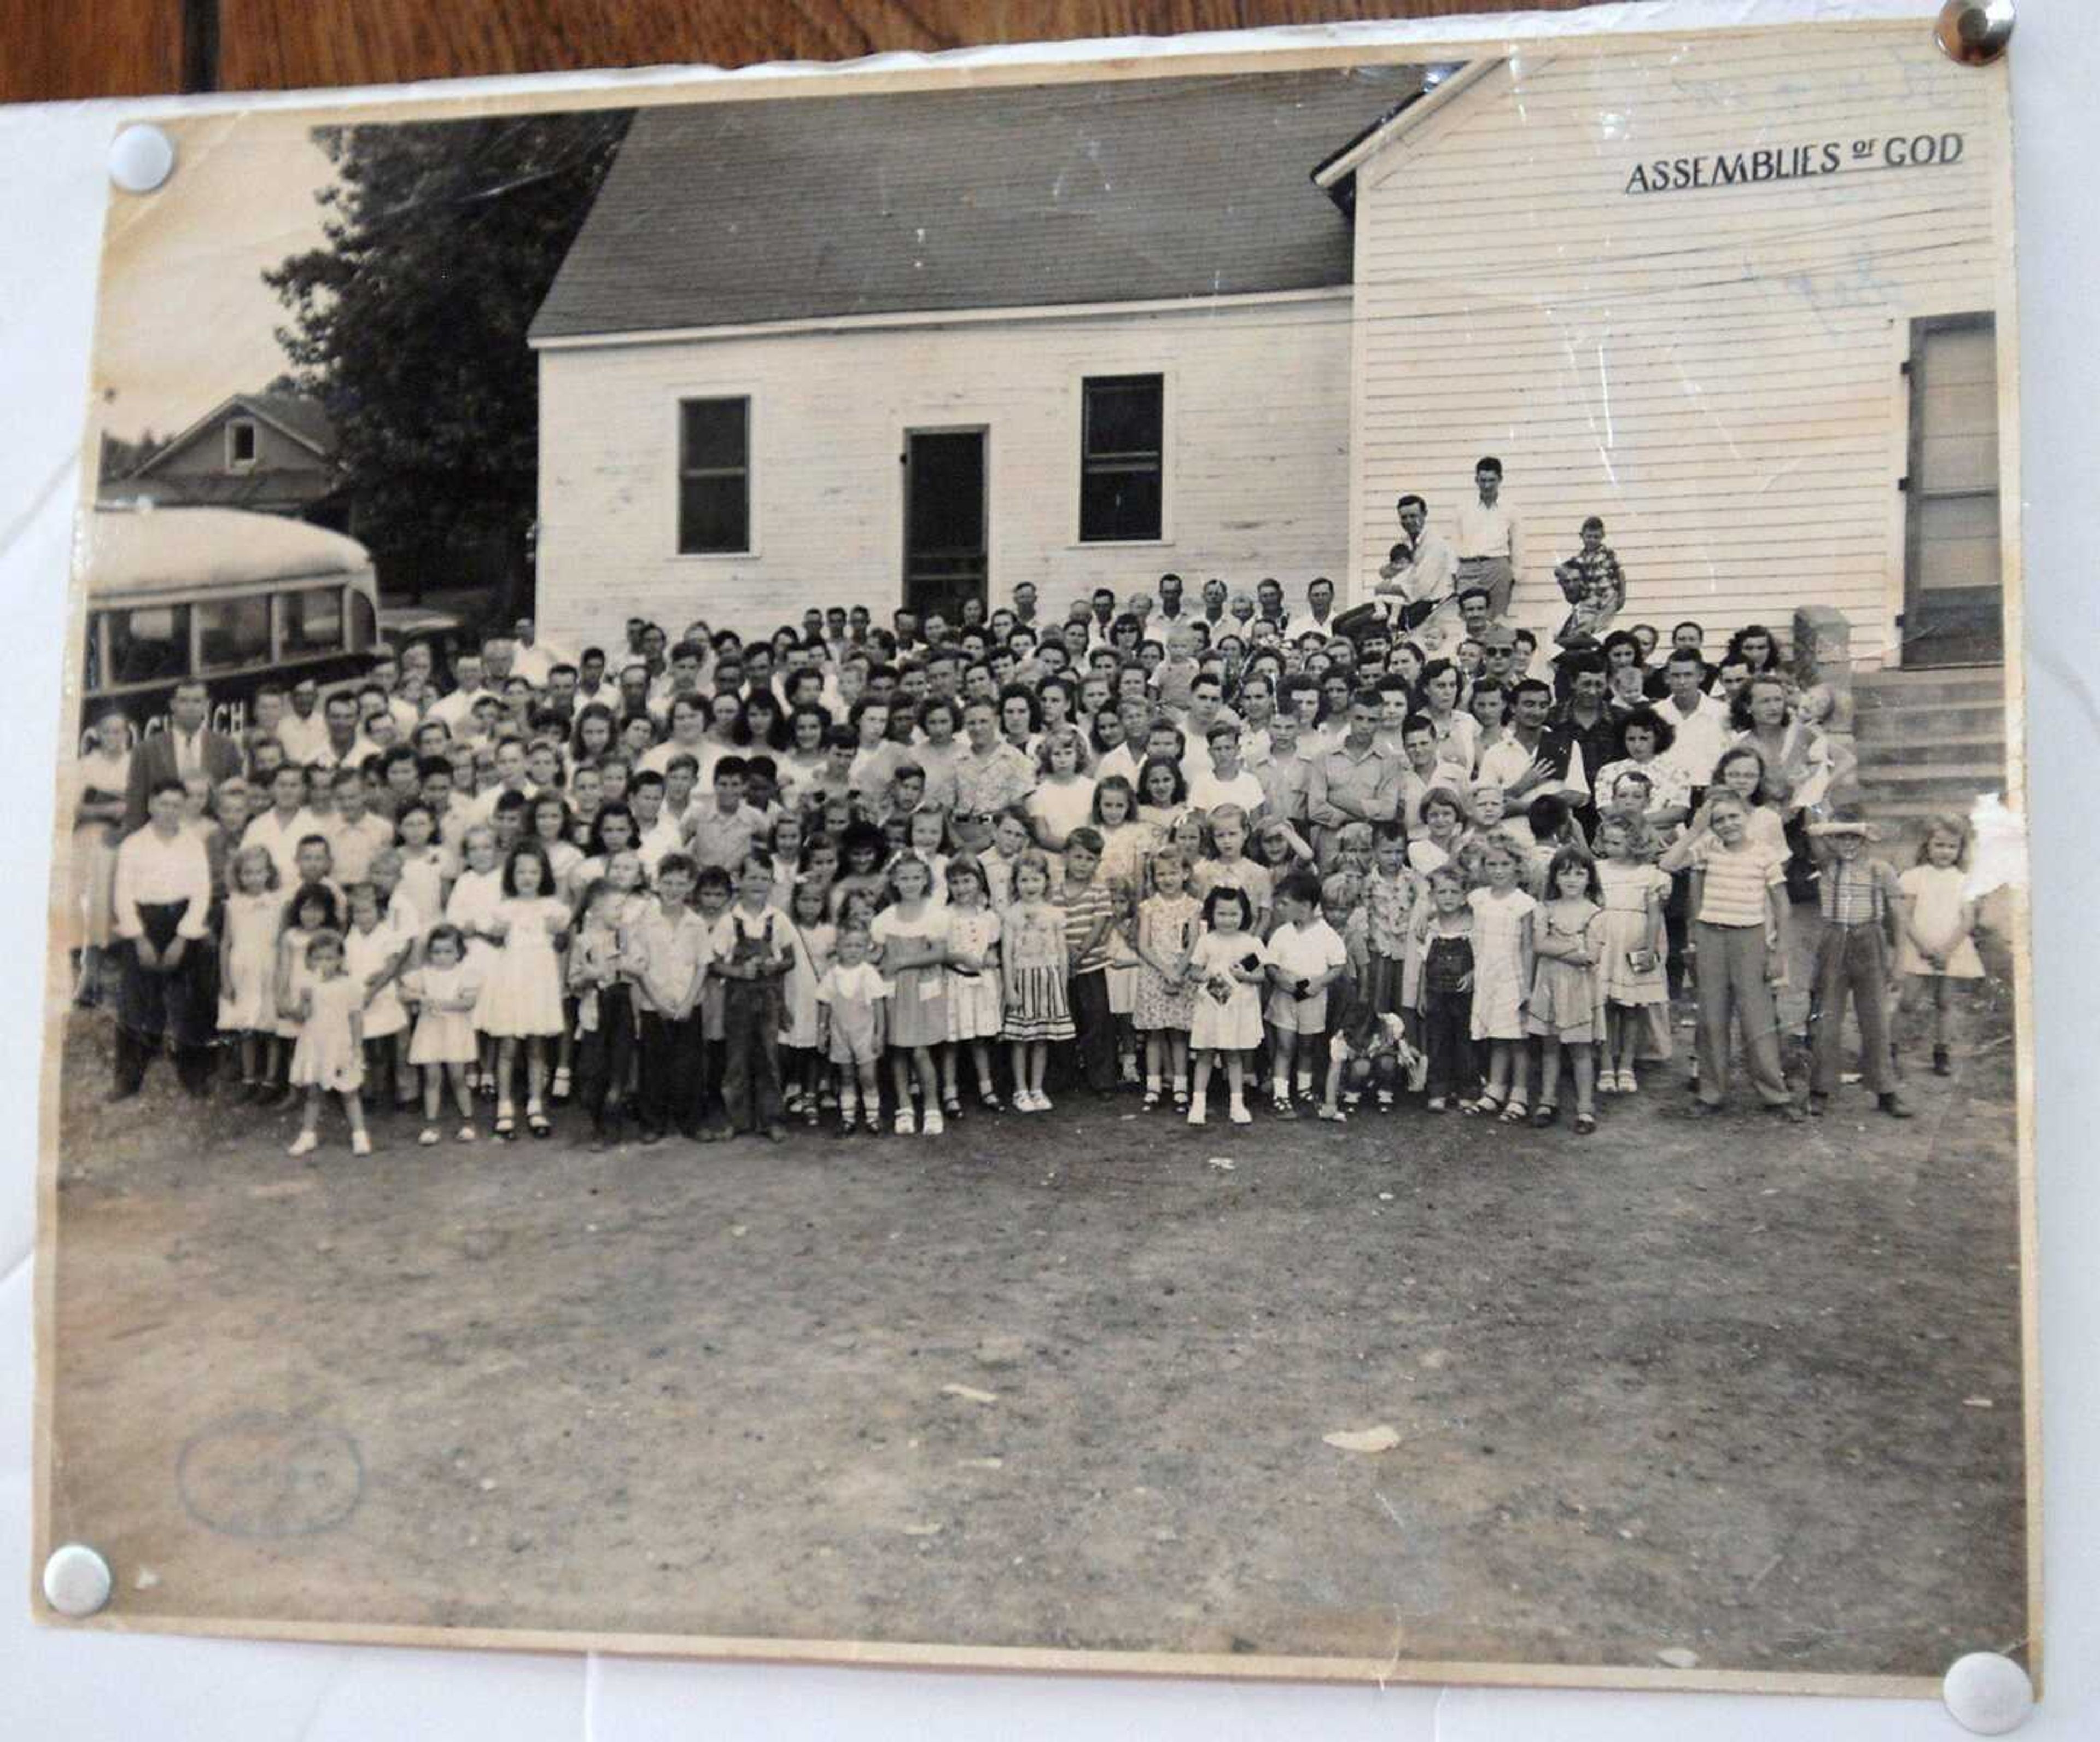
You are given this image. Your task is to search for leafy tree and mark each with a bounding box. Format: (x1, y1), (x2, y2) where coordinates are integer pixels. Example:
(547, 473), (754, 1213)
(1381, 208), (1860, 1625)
(266, 109), (629, 604)
(98, 429), (166, 483)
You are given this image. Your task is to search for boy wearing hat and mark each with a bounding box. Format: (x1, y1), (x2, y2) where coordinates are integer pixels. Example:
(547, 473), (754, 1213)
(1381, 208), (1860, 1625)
(1805, 805), (1911, 1118)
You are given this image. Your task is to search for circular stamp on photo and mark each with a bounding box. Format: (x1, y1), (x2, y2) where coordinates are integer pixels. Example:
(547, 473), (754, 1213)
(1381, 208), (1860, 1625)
(176, 1413), (364, 1539)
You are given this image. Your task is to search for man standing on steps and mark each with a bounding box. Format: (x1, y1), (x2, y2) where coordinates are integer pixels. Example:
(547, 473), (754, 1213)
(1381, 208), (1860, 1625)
(1454, 456), (1521, 620)
(1375, 492), (1459, 631)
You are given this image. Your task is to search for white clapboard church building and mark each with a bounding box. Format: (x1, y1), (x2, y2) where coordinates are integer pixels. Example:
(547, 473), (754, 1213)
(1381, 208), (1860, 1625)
(531, 27), (2011, 744)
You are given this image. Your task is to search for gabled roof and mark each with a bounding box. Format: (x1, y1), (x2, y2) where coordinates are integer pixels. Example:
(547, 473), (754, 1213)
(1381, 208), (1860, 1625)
(530, 65), (1449, 342)
(131, 391), (337, 476)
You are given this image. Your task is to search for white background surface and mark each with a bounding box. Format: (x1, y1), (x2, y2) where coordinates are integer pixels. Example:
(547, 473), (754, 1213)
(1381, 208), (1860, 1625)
(2, 2), (2092, 1735)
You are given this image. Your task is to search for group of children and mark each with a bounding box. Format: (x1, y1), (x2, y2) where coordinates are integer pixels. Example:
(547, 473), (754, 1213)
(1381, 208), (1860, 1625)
(74, 584), (1988, 1158)
(192, 759), (1980, 1156)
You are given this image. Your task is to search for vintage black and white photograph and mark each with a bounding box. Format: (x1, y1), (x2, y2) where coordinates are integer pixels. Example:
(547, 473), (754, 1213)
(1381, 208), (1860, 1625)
(40, 19), (2030, 1691)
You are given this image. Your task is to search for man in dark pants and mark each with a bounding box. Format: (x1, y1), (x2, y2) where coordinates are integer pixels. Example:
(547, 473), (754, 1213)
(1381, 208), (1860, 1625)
(108, 776), (218, 1100)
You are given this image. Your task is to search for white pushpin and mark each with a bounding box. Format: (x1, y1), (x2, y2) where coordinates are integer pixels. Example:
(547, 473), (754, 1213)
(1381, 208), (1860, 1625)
(109, 124), (176, 195)
(42, 1543), (114, 1618)
(1941, 1651), (2034, 1734)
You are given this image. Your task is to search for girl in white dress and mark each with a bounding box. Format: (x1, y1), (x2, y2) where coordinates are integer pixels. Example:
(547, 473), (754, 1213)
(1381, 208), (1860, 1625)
(1897, 813), (1985, 1076)
(400, 924), (482, 1144)
(1026, 726), (1097, 852)
(870, 854), (952, 1135)
(939, 856), (1004, 1112)
(285, 929), (371, 1158)
(218, 844), (282, 1098)
(529, 793), (586, 1103)
(781, 876), (835, 1125)
(393, 803), (454, 927)
(1593, 815), (1672, 1093)
(902, 805), (952, 904)
(479, 841), (571, 1139)
(1465, 836), (1539, 1122)
(345, 880), (416, 1109)
(1092, 776), (1148, 1087)
(444, 824), (506, 1097)
(1186, 885), (1268, 1128)
(272, 883), (342, 1107)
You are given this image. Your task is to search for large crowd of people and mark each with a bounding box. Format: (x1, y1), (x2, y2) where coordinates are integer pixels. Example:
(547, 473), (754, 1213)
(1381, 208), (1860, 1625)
(64, 499), (1987, 1157)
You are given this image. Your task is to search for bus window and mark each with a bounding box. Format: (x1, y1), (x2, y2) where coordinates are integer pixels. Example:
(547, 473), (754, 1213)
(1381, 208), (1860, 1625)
(196, 594), (272, 673)
(279, 586), (345, 658)
(349, 589), (377, 652)
(107, 604), (190, 688)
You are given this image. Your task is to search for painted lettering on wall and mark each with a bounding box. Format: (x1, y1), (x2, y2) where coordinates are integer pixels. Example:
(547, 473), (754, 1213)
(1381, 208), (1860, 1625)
(1624, 133), (1965, 196)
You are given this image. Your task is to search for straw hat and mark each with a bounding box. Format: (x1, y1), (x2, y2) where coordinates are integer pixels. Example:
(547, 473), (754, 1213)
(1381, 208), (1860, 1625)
(1806, 802), (1883, 841)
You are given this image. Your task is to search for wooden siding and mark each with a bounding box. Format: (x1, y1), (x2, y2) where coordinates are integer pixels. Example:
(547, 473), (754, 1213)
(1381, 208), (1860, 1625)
(1346, 29), (2010, 666)
(536, 298), (1351, 649)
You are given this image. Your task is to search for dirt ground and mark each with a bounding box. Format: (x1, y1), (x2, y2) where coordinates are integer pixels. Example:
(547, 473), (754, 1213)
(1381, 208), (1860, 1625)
(43, 989), (2027, 1681)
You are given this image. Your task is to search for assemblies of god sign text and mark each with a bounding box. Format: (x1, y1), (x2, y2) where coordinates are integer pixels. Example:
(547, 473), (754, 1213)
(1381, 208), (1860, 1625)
(1624, 132), (1964, 195)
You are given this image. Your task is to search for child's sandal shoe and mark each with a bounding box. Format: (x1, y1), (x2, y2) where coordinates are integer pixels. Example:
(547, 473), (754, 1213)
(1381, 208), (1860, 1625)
(418, 1126), (441, 1147)
(979, 1088), (1004, 1111)
(528, 1114), (552, 1139)
(1316, 1106), (1347, 1123)
(1574, 1112), (1598, 1135)
(894, 1109), (917, 1137)
(1530, 1103), (1558, 1128)
(1498, 1099), (1529, 1124)
(1141, 1089), (1161, 1112)
(1468, 1094), (1501, 1118)
(1270, 1094), (1298, 1120)
(941, 1094), (964, 1120)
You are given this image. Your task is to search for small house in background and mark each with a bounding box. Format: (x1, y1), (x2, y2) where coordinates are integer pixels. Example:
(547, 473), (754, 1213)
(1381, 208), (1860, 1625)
(529, 30), (2011, 700)
(119, 391), (349, 530)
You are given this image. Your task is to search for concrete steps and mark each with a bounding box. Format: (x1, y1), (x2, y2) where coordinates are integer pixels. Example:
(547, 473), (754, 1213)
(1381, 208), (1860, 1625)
(1847, 666), (2008, 823)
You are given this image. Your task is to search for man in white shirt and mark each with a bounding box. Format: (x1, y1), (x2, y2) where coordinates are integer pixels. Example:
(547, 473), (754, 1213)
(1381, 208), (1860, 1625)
(1283, 576), (1342, 645)
(509, 617), (558, 686)
(1154, 572), (1189, 626)
(242, 764), (326, 888)
(276, 677), (332, 764)
(1375, 493), (1459, 630)
(308, 693), (379, 774)
(428, 650), (491, 733)
(1654, 648), (1735, 790)
(1188, 720), (1265, 815)
(647, 641), (708, 723)
(1454, 456), (1521, 619)
(110, 776), (218, 1099)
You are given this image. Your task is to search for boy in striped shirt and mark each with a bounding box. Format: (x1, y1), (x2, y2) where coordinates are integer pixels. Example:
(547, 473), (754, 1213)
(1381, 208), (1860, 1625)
(1678, 793), (1806, 1120)
(1059, 827), (1119, 1095)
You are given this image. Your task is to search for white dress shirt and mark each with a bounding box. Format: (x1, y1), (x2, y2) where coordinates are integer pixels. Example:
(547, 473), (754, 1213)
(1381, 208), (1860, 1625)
(113, 824), (213, 938)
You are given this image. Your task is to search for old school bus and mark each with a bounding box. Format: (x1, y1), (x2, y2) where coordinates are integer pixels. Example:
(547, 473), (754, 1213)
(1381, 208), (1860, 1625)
(80, 503), (382, 744)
